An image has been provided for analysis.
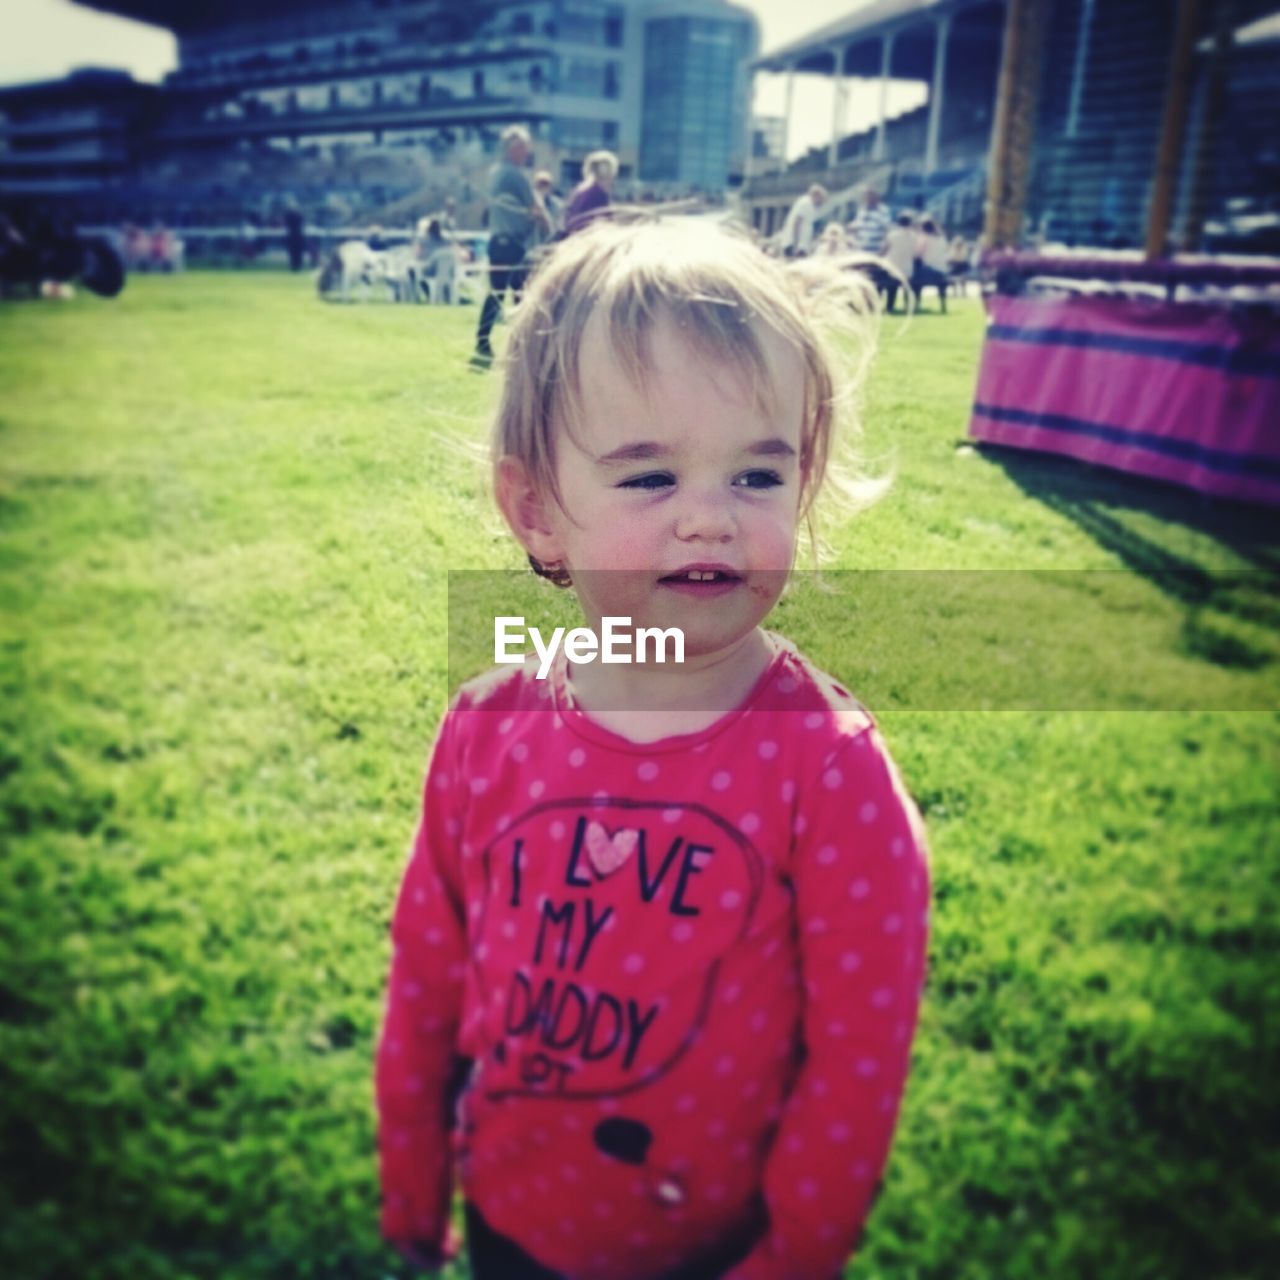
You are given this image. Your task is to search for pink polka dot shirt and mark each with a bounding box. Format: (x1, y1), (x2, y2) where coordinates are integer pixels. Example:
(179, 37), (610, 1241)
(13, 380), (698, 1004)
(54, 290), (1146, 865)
(377, 637), (931, 1280)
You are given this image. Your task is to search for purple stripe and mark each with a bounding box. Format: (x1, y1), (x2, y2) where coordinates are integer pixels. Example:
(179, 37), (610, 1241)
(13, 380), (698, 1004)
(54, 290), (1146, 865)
(972, 402), (1280, 482)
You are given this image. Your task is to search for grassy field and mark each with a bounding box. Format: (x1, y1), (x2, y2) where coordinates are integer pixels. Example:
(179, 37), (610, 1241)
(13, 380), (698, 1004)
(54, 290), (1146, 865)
(0, 272), (1276, 1280)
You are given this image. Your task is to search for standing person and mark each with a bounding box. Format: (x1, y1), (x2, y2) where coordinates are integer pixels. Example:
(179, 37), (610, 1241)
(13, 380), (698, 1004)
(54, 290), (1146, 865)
(779, 183), (827, 256)
(882, 212), (917, 314)
(532, 170), (563, 242)
(849, 188), (890, 255)
(284, 202), (306, 272)
(947, 234), (973, 297)
(238, 212), (260, 267)
(912, 216), (950, 312)
(475, 125), (549, 363)
(377, 219), (931, 1280)
(149, 222), (174, 272)
(563, 150), (617, 235)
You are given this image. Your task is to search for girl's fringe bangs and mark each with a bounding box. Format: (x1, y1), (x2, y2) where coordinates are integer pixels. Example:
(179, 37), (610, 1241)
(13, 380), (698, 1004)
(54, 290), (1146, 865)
(493, 215), (893, 561)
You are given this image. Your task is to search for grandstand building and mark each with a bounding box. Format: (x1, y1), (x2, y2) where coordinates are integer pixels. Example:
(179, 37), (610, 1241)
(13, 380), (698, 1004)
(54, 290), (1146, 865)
(1, 0), (758, 224)
(0, 69), (161, 200)
(743, 0), (1280, 247)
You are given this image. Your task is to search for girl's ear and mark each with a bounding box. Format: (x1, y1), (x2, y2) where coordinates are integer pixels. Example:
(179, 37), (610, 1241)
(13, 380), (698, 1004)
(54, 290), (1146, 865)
(495, 456), (565, 567)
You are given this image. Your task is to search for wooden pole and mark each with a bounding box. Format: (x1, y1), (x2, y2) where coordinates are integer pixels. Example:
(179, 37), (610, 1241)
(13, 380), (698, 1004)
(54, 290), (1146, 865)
(983, 0), (1021, 246)
(1179, 0), (1234, 252)
(1003, 0), (1049, 247)
(984, 0), (1051, 249)
(1145, 0), (1202, 258)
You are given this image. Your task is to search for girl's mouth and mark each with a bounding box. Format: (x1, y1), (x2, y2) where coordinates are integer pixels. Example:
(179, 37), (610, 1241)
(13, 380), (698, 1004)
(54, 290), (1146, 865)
(657, 568), (744, 597)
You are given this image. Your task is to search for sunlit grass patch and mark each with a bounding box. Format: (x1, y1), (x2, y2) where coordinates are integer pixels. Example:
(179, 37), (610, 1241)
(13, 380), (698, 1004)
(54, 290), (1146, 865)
(0, 273), (1276, 1280)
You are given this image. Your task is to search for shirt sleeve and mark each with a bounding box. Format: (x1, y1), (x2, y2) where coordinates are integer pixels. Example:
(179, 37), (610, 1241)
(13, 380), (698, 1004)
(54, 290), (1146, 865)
(375, 705), (469, 1251)
(729, 726), (931, 1280)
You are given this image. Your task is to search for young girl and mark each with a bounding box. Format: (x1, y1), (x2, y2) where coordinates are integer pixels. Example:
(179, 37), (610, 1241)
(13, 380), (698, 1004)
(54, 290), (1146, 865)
(377, 219), (931, 1280)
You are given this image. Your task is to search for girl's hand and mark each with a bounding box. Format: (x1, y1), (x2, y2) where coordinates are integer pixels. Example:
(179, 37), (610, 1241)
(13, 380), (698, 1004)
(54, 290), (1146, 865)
(396, 1222), (463, 1273)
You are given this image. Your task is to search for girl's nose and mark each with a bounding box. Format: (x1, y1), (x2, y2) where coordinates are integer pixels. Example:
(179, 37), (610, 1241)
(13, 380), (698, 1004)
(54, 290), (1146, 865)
(673, 490), (735, 543)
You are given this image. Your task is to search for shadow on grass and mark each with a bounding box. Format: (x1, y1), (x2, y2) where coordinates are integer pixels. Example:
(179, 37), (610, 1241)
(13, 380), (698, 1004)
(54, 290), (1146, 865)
(974, 442), (1280, 674)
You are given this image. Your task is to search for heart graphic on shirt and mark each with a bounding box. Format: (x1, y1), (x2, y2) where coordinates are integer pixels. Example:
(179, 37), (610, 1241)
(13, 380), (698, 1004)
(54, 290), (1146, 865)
(584, 821), (638, 879)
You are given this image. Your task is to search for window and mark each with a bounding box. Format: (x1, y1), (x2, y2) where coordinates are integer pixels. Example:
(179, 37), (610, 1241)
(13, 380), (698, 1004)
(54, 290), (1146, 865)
(553, 118), (617, 151)
(639, 16), (749, 186)
(561, 58), (608, 98)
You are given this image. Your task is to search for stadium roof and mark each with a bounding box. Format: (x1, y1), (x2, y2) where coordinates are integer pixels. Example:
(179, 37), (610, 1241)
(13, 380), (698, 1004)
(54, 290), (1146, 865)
(753, 0), (990, 72)
(0, 66), (160, 108)
(77, 1), (306, 31)
(754, 0), (1005, 79)
(76, 1), (503, 34)
(1232, 9), (1280, 45)
(752, 0), (1275, 79)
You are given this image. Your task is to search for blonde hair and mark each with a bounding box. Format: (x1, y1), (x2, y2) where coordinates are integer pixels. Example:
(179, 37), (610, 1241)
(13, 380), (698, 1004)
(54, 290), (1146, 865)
(583, 150), (619, 182)
(492, 216), (885, 582)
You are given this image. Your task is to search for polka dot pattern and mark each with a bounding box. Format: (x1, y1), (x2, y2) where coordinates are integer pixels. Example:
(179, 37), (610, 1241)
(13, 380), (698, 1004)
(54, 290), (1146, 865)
(377, 645), (931, 1280)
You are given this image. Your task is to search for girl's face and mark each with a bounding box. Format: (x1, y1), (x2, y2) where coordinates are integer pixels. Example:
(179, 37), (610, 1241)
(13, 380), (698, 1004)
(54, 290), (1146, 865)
(505, 314), (807, 660)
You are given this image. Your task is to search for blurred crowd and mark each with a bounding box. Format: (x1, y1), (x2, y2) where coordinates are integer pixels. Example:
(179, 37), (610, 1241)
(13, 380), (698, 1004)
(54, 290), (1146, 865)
(776, 182), (977, 313)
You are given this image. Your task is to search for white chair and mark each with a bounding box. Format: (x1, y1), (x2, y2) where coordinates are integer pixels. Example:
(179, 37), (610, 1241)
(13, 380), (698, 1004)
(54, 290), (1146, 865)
(423, 245), (459, 304)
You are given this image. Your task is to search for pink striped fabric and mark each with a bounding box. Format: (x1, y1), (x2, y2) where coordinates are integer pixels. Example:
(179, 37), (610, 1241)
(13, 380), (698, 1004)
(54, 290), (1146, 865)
(969, 294), (1280, 506)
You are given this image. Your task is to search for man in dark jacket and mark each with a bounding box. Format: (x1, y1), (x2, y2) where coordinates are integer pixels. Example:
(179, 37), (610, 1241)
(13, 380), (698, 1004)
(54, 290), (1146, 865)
(284, 203), (306, 272)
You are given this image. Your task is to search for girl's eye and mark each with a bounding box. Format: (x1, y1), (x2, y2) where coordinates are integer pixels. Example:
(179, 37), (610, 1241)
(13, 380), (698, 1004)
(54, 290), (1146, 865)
(734, 469), (785, 490)
(617, 472), (675, 491)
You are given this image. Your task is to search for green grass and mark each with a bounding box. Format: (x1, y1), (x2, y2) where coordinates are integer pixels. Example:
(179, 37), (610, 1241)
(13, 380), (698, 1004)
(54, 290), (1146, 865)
(1, 273), (1276, 1280)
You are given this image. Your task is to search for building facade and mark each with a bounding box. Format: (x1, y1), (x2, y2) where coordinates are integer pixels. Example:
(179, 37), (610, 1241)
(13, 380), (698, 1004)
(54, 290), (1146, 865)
(153, 1), (631, 183)
(1, 0), (758, 216)
(745, 0), (1004, 238)
(743, 0), (1280, 246)
(637, 0), (757, 187)
(0, 69), (159, 199)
